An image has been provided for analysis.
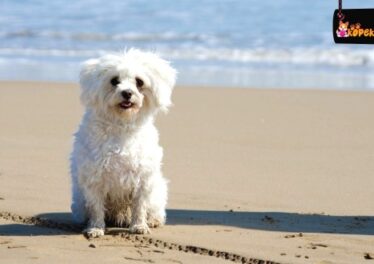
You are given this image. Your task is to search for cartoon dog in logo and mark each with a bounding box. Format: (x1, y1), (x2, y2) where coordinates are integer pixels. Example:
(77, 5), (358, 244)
(336, 21), (349, 38)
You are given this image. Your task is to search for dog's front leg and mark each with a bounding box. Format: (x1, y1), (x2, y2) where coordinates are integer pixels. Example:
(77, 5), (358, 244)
(129, 184), (150, 234)
(83, 185), (106, 238)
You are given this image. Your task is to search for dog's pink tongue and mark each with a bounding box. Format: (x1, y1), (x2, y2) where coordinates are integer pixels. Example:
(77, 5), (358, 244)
(121, 101), (132, 108)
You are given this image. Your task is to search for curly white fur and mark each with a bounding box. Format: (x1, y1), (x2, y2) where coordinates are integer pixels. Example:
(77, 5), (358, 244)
(70, 49), (176, 238)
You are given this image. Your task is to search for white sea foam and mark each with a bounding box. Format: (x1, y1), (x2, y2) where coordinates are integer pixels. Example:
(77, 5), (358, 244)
(0, 47), (372, 68)
(0, 29), (216, 43)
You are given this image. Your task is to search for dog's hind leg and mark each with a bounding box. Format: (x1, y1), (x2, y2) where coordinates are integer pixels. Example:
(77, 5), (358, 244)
(114, 206), (132, 227)
(105, 195), (132, 227)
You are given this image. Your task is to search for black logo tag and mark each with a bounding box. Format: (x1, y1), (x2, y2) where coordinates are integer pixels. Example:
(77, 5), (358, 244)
(333, 9), (374, 44)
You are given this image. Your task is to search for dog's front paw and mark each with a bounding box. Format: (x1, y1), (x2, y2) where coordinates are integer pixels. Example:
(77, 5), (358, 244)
(129, 224), (150, 234)
(83, 227), (105, 238)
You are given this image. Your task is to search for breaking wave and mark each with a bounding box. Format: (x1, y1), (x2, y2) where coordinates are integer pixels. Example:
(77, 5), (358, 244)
(0, 46), (373, 68)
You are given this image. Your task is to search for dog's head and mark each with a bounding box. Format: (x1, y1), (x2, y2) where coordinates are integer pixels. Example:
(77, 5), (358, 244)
(79, 49), (176, 121)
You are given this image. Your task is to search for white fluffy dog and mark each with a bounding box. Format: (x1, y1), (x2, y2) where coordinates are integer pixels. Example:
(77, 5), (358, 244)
(70, 49), (176, 238)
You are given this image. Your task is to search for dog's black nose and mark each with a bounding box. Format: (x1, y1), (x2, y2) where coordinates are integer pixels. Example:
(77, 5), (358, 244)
(121, 90), (132, 100)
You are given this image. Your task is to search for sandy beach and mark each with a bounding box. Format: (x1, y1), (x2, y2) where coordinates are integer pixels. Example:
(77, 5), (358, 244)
(0, 81), (374, 264)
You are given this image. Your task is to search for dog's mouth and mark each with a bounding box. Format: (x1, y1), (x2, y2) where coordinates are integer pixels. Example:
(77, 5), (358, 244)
(118, 101), (134, 110)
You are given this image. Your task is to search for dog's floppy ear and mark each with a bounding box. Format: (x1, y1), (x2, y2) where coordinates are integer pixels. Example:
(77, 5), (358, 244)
(79, 58), (101, 107)
(129, 49), (177, 112)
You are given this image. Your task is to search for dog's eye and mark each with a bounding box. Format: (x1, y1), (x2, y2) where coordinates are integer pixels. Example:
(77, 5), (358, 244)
(110, 76), (120, 86)
(135, 77), (144, 88)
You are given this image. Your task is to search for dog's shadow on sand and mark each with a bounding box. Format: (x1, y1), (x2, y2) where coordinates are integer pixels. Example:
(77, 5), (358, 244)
(0, 210), (373, 236)
(167, 209), (374, 235)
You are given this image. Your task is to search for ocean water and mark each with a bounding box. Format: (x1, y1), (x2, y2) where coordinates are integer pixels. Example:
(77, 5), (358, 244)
(1, 0), (374, 90)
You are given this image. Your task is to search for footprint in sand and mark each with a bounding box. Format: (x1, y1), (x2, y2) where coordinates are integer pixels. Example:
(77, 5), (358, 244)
(7, 245), (27, 249)
(261, 215), (279, 224)
(284, 233), (303, 238)
(163, 259), (183, 264)
(0, 239), (12, 245)
(124, 257), (155, 263)
(307, 243), (328, 250)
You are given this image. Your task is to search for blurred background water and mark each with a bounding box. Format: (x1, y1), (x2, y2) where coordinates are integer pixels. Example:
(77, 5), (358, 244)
(1, 0), (374, 90)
